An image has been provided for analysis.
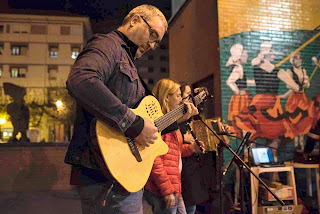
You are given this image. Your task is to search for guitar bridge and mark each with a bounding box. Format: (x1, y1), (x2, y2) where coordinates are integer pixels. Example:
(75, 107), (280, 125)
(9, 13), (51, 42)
(126, 137), (142, 162)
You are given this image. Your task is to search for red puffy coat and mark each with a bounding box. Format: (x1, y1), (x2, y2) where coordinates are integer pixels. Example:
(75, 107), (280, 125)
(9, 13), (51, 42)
(145, 129), (194, 197)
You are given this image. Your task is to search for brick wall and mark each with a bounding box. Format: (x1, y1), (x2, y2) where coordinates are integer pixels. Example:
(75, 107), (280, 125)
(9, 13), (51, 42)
(0, 143), (72, 191)
(169, 0), (320, 164)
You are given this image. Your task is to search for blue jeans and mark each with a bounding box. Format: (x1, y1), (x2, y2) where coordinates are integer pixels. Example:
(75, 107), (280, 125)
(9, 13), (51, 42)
(185, 205), (196, 214)
(77, 183), (143, 214)
(144, 190), (186, 214)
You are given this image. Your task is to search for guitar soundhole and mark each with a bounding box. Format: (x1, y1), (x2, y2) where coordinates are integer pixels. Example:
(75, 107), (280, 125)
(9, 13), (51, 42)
(145, 101), (159, 119)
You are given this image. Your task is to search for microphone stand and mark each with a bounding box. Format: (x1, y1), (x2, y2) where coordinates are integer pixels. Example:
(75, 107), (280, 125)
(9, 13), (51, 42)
(224, 132), (252, 213)
(195, 114), (285, 214)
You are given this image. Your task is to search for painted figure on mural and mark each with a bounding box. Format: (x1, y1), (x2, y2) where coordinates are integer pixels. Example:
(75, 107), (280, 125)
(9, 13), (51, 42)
(234, 41), (293, 140)
(302, 54), (320, 156)
(232, 41), (295, 161)
(278, 52), (313, 150)
(305, 93), (320, 153)
(226, 43), (252, 137)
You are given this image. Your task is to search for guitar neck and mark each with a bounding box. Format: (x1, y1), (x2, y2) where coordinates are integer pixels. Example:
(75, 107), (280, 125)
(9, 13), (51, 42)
(154, 94), (203, 132)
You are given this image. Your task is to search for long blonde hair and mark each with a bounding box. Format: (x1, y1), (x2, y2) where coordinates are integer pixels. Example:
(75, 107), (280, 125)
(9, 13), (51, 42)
(152, 78), (180, 114)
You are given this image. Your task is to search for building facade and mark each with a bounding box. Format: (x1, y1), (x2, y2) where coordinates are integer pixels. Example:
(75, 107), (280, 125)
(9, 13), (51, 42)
(0, 12), (92, 142)
(135, 32), (170, 89)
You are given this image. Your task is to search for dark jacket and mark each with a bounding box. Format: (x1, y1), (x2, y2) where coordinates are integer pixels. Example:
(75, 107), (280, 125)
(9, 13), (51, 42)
(64, 32), (145, 171)
(179, 121), (215, 206)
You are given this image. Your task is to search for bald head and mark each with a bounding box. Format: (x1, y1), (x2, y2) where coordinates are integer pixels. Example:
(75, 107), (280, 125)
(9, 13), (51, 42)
(121, 4), (168, 31)
(118, 4), (168, 59)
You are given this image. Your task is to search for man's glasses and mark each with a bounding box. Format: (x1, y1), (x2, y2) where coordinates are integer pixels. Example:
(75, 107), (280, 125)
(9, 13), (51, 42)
(140, 16), (160, 49)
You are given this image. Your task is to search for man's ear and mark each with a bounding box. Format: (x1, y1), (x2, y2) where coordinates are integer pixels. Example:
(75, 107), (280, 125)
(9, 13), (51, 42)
(165, 95), (169, 102)
(130, 14), (140, 26)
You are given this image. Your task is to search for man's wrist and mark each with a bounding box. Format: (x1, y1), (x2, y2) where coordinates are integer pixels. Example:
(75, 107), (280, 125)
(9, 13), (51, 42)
(124, 116), (144, 138)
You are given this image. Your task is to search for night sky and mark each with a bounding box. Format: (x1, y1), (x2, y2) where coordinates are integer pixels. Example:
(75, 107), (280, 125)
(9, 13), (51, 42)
(7, 0), (171, 21)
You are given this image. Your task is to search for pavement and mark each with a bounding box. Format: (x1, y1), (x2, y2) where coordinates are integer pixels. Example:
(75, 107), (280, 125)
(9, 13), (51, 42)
(0, 189), (319, 214)
(0, 189), (153, 214)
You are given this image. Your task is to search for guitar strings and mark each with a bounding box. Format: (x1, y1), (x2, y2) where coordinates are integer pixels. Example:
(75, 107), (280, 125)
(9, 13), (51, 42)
(155, 95), (201, 131)
(154, 95), (202, 132)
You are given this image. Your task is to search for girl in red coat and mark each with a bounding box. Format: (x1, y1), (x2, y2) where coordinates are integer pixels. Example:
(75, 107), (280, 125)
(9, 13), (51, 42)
(144, 78), (203, 214)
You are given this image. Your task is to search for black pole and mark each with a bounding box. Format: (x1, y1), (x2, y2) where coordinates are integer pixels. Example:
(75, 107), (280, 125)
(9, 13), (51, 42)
(239, 164), (245, 213)
(217, 143), (224, 214)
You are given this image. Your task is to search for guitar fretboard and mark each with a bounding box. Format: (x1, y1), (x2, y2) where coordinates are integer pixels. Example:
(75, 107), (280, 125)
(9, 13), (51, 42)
(154, 94), (203, 132)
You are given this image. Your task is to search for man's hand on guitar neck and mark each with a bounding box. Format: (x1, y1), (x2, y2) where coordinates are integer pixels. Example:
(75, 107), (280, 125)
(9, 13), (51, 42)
(135, 118), (158, 147)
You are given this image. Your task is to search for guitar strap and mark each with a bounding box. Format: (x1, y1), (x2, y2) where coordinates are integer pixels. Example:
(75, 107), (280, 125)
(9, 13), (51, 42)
(138, 74), (153, 96)
(131, 74), (154, 109)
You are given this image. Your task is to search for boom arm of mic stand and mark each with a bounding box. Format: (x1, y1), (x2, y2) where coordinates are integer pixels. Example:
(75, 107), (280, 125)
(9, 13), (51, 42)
(195, 115), (285, 206)
(223, 131), (251, 176)
(225, 134), (280, 151)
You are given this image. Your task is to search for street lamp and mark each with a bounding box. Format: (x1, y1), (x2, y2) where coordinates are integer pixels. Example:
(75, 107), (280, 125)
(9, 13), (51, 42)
(0, 118), (6, 142)
(56, 100), (63, 109)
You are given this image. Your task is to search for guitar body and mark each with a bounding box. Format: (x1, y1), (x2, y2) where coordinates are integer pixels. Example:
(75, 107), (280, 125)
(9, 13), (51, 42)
(96, 96), (169, 192)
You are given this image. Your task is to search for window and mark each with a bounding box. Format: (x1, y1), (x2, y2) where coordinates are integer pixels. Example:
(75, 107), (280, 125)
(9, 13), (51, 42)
(71, 47), (80, 59)
(148, 55), (154, 60)
(138, 67), (147, 72)
(11, 45), (28, 55)
(160, 56), (167, 61)
(160, 67), (167, 73)
(12, 46), (20, 55)
(11, 24), (29, 34)
(148, 67), (154, 73)
(6, 24), (10, 33)
(61, 26), (70, 35)
(0, 25), (3, 33)
(31, 25), (47, 34)
(49, 45), (58, 58)
(148, 79), (154, 84)
(0, 43), (3, 55)
(10, 67), (27, 78)
(48, 66), (58, 80)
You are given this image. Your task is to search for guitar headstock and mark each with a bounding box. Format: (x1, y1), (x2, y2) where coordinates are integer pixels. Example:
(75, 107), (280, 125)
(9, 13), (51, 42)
(194, 87), (209, 96)
(193, 87), (210, 106)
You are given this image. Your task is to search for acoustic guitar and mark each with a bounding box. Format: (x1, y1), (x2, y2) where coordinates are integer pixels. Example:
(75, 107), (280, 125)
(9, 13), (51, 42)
(95, 92), (207, 192)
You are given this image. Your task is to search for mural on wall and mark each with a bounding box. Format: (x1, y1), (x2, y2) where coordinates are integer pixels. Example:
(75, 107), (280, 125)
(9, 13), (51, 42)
(222, 33), (320, 150)
(218, 0), (320, 161)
